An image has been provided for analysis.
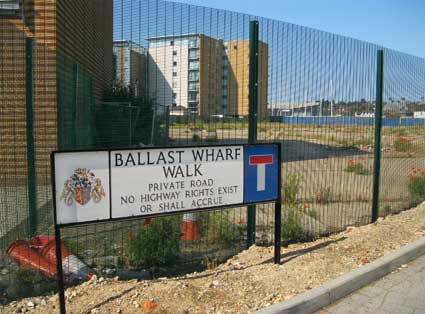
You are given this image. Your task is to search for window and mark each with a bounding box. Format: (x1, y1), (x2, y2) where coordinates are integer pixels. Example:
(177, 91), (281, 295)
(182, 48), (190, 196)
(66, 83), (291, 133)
(188, 93), (198, 101)
(173, 51), (178, 56)
(189, 61), (199, 70)
(189, 82), (199, 91)
(170, 40), (174, 46)
(189, 50), (198, 59)
(189, 71), (199, 81)
(173, 61), (177, 66)
(172, 93), (177, 99)
(173, 72), (177, 77)
(189, 38), (198, 48)
(233, 45), (238, 50)
(208, 94), (214, 99)
(208, 104), (214, 110)
(208, 83), (215, 89)
(172, 103), (177, 107)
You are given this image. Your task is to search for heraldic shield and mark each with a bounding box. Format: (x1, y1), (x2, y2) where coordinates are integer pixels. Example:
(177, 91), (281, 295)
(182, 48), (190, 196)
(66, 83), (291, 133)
(60, 168), (106, 206)
(75, 187), (91, 205)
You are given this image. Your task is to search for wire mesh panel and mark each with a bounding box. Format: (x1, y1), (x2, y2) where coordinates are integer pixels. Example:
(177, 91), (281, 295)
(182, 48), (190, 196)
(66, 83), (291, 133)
(1, 0), (425, 306)
(379, 50), (425, 216)
(254, 17), (381, 244)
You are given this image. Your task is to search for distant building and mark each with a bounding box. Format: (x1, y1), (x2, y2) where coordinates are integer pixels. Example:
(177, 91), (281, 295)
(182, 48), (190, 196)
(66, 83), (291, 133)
(148, 34), (268, 117)
(148, 34), (223, 116)
(113, 40), (147, 98)
(414, 111), (425, 118)
(224, 40), (268, 118)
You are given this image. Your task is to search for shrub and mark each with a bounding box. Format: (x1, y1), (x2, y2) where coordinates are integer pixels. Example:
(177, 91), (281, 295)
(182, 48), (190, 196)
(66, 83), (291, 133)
(203, 210), (244, 247)
(281, 205), (304, 240)
(192, 133), (201, 142)
(123, 217), (180, 268)
(345, 157), (370, 175)
(407, 167), (425, 205)
(394, 136), (412, 152)
(282, 173), (303, 204)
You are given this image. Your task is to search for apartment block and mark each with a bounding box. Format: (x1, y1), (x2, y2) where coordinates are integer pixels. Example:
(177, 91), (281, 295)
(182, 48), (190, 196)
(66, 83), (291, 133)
(148, 34), (224, 117)
(113, 40), (146, 98)
(148, 33), (268, 118)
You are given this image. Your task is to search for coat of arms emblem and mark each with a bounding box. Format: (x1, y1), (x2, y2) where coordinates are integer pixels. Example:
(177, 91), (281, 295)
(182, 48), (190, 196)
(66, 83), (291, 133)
(60, 168), (106, 206)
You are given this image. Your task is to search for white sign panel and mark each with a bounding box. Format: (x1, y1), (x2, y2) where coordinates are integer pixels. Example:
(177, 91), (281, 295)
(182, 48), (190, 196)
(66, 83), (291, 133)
(54, 151), (110, 225)
(53, 146), (245, 224)
(110, 146), (243, 218)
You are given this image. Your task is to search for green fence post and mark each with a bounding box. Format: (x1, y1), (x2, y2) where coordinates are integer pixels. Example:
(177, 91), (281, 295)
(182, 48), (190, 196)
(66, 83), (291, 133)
(71, 63), (78, 149)
(25, 37), (37, 235)
(247, 20), (259, 247)
(372, 49), (384, 222)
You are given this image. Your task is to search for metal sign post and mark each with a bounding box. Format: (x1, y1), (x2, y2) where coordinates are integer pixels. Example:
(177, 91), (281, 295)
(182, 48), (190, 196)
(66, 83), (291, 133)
(51, 143), (282, 314)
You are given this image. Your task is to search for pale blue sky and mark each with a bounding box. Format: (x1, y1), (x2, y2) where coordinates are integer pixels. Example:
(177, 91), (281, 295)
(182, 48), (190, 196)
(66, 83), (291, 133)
(174, 0), (425, 58)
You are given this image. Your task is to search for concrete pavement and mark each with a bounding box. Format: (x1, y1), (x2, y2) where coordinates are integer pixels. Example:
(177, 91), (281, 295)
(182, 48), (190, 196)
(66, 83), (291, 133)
(319, 254), (425, 314)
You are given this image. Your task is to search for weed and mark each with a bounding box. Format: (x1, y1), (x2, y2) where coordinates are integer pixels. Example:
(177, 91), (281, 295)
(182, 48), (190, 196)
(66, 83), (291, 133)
(407, 167), (425, 205)
(281, 204), (304, 240)
(345, 157), (371, 175)
(282, 173), (303, 204)
(379, 204), (392, 216)
(202, 210), (244, 247)
(315, 186), (333, 204)
(394, 136), (412, 152)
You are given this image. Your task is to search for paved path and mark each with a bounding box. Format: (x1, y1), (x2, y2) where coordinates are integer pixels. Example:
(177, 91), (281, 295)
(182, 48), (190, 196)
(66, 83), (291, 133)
(319, 254), (425, 314)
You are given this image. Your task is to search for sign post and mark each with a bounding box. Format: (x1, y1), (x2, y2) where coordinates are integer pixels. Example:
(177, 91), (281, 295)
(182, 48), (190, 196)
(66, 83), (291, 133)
(51, 143), (282, 314)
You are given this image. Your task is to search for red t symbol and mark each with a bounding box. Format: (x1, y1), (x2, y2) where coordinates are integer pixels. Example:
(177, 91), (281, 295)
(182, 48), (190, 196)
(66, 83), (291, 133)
(249, 155), (273, 191)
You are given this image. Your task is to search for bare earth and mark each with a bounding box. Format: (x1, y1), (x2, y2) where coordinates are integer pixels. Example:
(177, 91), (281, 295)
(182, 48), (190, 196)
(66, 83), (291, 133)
(2, 202), (425, 314)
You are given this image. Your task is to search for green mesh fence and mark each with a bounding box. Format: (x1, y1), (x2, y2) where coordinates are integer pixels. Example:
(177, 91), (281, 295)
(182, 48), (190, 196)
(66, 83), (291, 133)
(1, 0), (425, 305)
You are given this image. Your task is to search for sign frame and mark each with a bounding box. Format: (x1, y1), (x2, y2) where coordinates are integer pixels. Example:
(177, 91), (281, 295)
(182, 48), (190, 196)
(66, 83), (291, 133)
(50, 143), (282, 314)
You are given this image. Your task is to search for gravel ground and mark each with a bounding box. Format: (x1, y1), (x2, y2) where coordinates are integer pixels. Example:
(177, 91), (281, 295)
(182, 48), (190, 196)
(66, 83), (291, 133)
(1, 202), (425, 314)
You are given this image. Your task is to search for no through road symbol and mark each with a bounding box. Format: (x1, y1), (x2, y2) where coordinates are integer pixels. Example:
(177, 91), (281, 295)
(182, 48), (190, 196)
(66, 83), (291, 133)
(243, 145), (279, 203)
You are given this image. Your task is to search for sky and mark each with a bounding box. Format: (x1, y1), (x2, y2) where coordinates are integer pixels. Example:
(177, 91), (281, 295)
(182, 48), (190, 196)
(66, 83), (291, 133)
(173, 0), (425, 58)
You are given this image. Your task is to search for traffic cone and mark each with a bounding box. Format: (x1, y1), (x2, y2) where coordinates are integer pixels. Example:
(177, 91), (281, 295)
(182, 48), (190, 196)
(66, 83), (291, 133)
(29, 235), (54, 250)
(180, 213), (200, 241)
(6, 240), (57, 280)
(40, 240), (94, 282)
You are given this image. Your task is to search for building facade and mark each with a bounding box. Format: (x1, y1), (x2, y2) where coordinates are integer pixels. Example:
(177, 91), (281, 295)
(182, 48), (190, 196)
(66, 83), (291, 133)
(113, 40), (146, 98)
(148, 34), (224, 117)
(0, 0), (112, 180)
(224, 40), (268, 118)
(148, 34), (268, 118)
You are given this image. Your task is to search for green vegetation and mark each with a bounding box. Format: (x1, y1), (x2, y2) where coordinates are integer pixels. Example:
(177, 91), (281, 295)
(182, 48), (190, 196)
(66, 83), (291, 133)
(407, 167), (425, 205)
(123, 217), (180, 268)
(281, 204), (304, 240)
(345, 157), (371, 175)
(282, 173), (303, 204)
(201, 210), (244, 247)
(393, 136), (412, 152)
(315, 186), (333, 204)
